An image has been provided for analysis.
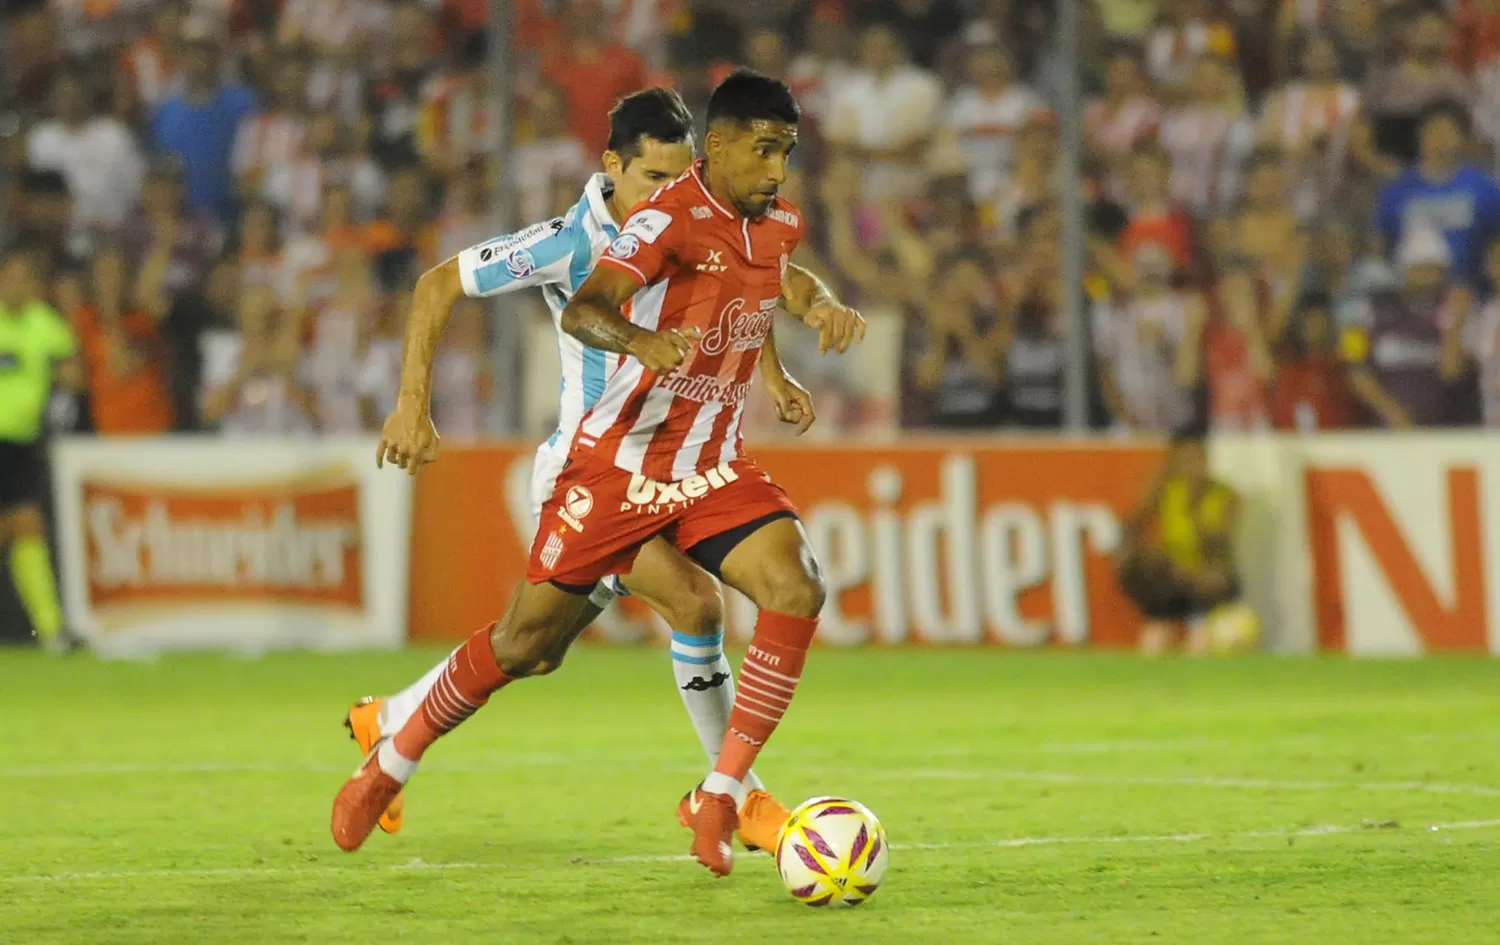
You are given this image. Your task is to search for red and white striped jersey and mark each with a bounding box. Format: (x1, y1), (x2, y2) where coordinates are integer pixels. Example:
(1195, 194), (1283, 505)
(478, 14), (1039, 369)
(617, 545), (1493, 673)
(583, 160), (803, 482)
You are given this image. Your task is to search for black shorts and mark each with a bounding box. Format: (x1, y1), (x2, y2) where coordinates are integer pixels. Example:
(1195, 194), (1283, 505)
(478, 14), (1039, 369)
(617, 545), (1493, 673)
(0, 440), (45, 512)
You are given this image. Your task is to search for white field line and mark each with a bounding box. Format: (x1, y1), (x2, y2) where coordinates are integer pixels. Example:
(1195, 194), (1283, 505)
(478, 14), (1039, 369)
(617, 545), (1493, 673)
(13, 759), (1500, 798)
(5, 818), (1500, 885)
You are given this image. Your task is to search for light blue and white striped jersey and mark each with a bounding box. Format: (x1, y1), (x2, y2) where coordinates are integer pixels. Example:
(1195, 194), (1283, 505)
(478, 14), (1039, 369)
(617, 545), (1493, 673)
(456, 173), (622, 456)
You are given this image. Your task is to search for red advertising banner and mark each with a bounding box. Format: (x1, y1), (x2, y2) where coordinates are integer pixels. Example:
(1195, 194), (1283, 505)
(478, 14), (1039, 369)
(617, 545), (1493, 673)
(409, 441), (1163, 646)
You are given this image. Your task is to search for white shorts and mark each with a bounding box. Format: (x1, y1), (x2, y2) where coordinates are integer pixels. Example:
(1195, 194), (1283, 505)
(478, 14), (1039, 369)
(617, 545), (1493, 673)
(529, 442), (626, 606)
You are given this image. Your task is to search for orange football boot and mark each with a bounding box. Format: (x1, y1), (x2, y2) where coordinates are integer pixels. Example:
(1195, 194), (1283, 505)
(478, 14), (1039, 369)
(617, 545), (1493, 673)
(343, 698), (404, 834)
(680, 785), (738, 877)
(331, 749), (404, 852)
(677, 787), (790, 853)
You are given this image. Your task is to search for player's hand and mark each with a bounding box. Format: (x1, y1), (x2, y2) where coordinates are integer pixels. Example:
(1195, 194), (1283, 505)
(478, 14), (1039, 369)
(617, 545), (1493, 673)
(804, 301), (866, 355)
(765, 371), (816, 436)
(628, 327), (701, 375)
(376, 398), (440, 476)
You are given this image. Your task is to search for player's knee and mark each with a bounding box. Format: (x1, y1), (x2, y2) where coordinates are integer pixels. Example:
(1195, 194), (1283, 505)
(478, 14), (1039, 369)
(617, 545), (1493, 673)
(662, 578), (724, 638)
(757, 559), (826, 618)
(488, 616), (566, 678)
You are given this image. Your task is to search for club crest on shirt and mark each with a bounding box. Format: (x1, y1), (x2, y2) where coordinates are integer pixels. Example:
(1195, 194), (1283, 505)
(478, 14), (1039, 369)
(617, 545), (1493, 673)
(506, 248), (536, 279)
(609, 234), (642, 259)
(559, 485), (593, 532)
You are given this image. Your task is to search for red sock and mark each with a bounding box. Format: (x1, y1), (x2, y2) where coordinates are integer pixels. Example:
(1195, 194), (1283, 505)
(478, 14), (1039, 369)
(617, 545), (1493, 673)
(715, 611), (818, 782)
(392, 623), (511, 760)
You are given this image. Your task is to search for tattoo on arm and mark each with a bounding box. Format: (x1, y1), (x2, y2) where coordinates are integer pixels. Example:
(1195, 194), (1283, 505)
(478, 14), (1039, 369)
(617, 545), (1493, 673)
(561, 293), (644, 354)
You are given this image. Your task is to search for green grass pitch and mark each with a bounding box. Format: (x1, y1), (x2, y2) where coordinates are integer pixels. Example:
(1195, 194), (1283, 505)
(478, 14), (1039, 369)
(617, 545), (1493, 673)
(4, 646), (1499, 944)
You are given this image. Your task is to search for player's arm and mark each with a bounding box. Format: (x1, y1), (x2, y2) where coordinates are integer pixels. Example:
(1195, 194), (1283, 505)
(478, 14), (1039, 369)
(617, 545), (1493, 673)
(560, 266), (697, 374)
(782, 262), (865, 355)
(760, 325), (816, 435)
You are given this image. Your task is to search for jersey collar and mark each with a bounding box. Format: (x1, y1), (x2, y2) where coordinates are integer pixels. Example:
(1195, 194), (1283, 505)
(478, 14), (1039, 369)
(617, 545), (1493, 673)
(583, 172), (620, 235)
(691, 160), (737, 221)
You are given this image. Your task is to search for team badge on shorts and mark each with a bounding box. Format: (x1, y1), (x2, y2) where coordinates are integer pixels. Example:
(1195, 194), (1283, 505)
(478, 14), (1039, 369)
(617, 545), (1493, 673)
(609, 234), (641, 259)
(540, 531), (565, 571)
(559, 485), (594, 532)
(506, 248), (537, 278)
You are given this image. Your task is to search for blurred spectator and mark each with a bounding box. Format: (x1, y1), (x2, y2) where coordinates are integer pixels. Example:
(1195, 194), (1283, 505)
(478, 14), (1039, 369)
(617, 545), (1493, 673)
(1455, 0), (1500, 75)
(856, 0), (966, 72)
(14, 169), (84, 276)
(1116, 144), (1197, 279)
(437, 161), (497, 261)
(1466, 232), (1500, 423)
(786, 4), (854, 126)
(1376, 101), (1500, 288)
(1343, 227), (1469, 428)
(1085, 45), (1163, 201)
(365, 165), (438, 291)
(1259, 31), (1391, 222)
(1144, 0), (1237, 97)
(202, 284), (314, 435)
(512, 84), (588, 224)
(71, 247), (174, 436)
(1270, 290), (1357, 430)
(1229, 148), (1307, 294)
(1002, 205), (1068, 427)
(905, 251), (1006, 429)
(27, 69), (146, 241)
(117, 3), (183, 116)
(1159, 53), (1254, 219)
(944, 44), (1044, 207)
(235, 199), (284, 295)
(1328, 0), (1386, 82)
(543, 0), (648, 155)
(1183, 258), (1274, 431)
(825, 21), (944, 198)
(151, 22), (256, 221)
(990, 118), (1059, 241)
(368, 2), (443, 166)
(278, 0), (390, 55)
(262, 109), (385, 235)
(1365, 7), (1472, 165)
(121, 162), (225, 307)
(1094, 244), (1200, 431)
(231, 51), (311, 198)
(304, 247), (380, 433)
(1119, 428), (1248, 656)
(420, 40), (502, 176)
(431, 298), (494, 439)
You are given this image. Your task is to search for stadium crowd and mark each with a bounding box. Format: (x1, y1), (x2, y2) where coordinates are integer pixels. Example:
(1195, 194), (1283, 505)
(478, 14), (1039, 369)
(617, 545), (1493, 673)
(6, 0), (1500, 437)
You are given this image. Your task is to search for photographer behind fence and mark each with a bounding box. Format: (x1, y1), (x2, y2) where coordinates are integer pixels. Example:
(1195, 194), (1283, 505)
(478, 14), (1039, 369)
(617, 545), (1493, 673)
(1117, 424), (1260, 656)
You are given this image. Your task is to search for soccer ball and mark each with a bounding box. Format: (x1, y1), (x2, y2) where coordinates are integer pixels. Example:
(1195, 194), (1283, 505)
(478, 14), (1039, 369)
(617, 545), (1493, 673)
(775, 797), (889, 907)
(1205, 601), (1261, 655)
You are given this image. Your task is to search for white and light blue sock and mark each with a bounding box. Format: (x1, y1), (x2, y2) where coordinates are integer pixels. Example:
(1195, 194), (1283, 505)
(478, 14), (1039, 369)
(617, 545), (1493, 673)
(672, 629), (763, 806)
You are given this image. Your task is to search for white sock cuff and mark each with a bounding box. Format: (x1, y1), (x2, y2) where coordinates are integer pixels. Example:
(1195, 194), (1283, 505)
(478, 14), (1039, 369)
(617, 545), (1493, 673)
(702, 770), (741, 799)
(377, 739), (418, 785)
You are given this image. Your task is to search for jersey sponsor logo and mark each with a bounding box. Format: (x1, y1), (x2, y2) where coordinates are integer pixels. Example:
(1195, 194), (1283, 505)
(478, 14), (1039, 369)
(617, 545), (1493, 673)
(681, 671), (731, 692)
(559, 485), (593, 532)
(700, 297), (775, 356)
(475, 217), (565, 264)
(766, 207), (800, 228)
(657, 372), (753, 406)
(539, 530), (565, 571)
(506, 248), (537, 279)
(609, 234), (642, 260)
(621, 208), (674, 244)
(696, 249), (728, 273)
(619, 462), (741, 515)
(691, 206), (713, 220)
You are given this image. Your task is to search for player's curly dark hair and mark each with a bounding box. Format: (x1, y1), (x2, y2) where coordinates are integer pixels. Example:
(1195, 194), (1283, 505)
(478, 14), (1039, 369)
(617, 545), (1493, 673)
(706, 69), (800, 129)
(606, 88), (694, 166)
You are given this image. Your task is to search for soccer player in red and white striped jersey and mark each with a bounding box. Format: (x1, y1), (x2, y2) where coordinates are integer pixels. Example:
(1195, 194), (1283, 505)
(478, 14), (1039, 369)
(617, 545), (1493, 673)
(331, 70), (865, 878)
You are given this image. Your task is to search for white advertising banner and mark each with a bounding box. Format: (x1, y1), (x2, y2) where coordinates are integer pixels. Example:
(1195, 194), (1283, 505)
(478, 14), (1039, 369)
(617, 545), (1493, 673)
(50, 437), (413, 656)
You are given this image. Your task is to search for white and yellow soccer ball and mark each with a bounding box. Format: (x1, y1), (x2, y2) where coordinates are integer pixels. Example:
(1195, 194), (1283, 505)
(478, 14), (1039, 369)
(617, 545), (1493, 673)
(775, 797), (889, 907)
(1205, 601), (1261, 655)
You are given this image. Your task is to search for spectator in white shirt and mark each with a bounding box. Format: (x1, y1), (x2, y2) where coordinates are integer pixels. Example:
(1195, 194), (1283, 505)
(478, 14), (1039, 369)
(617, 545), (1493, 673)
(26, 69), (146, 239)
(825, 21), (945, 198)
(945, 43), (1044, 205)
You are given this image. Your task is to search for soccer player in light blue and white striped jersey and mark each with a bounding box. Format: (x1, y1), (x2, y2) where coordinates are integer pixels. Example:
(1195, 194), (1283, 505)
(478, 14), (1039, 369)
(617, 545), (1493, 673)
(346, 88), (805, 853)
